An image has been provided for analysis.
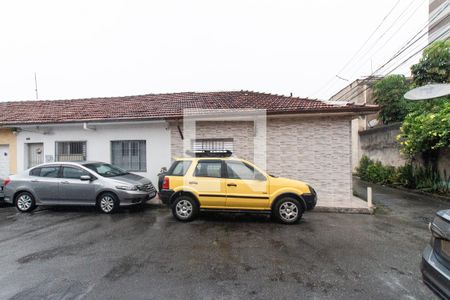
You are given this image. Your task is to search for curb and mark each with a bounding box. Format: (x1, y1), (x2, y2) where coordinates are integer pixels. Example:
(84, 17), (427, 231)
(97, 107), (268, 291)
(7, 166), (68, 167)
(314, 206), (374, 215)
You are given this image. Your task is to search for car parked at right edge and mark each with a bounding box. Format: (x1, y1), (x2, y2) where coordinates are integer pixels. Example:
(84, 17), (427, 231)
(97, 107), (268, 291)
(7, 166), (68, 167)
(421, 209), (450, 299)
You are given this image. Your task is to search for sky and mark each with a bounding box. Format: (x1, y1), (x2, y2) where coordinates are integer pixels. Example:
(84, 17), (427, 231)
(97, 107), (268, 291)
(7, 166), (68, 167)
(0, 0), (429, 102)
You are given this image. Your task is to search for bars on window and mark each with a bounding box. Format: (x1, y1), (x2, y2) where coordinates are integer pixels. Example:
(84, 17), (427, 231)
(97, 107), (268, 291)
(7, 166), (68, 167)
(55, 141), (86, 162)
(111, 140), (146, 172)
(192, 138), (234, 152)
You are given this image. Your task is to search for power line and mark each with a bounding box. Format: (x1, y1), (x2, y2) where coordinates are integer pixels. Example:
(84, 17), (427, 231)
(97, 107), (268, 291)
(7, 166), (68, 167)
(309, 0), (402, 98)
(318, 0), (446, 100)
(340, 0), (427, 81)
(333, 28), (450, 103)
(331, 6), (449, 102)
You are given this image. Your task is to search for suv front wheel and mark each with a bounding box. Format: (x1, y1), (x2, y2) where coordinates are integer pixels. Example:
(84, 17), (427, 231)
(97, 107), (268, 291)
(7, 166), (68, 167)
(172, 196), (199, 222)
(273, 197), (303, 224)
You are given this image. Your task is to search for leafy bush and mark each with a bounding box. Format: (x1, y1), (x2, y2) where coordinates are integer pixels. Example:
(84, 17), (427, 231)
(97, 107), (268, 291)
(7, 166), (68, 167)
(356, 155), (372, 180)
(356, 156), (449, 195)
(356, 156), (398, 185)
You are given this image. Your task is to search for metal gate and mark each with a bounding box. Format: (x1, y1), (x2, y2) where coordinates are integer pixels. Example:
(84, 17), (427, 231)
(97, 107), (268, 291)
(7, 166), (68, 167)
(27, 143), (44, 168)
(0, 145), (9, 179)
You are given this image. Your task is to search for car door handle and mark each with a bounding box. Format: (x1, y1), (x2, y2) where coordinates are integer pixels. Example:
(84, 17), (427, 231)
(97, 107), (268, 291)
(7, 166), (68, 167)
(60, 181), (70, 184)
(31, 180), (39, 183)
(227, 183), (237, 187)
(189, 181), (198, 185)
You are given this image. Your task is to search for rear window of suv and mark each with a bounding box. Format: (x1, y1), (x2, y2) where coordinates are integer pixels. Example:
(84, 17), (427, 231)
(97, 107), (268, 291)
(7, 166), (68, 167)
(168, 160), (192, 176)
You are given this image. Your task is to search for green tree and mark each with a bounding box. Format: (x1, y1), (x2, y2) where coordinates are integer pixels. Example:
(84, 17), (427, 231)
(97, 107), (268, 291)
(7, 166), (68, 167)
(398, 41), (450, 170)
(398, 98), (450, 168)
(411, 40), (450, 86)
(373, 74), (411, 124)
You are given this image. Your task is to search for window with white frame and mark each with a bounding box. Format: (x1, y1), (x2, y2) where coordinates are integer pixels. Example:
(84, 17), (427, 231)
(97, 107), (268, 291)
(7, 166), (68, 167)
(191, 138), (234, 152)
(55, 141), (87, 162)
(111, 140), (146, 172)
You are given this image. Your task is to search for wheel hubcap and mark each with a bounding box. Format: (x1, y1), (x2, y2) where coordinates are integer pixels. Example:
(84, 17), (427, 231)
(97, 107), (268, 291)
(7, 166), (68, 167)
(100, 196), (114, 212)
(17, 195), (32, 211)
(279, 202), (298, 221)
(176, 200), (193, 218)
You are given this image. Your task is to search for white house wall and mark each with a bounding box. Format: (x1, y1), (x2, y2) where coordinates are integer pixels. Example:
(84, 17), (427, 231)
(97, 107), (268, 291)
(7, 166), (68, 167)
(16, 122), (171, 184)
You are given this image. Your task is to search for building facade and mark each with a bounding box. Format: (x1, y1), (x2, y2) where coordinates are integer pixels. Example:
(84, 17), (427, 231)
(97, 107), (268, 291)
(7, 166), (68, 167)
(15, 122), (171, 184)
(329, 77), (382, 171)
(0, 128), (17, 179)
(0, 91), (378, 207)
(428, 0), (450, 43)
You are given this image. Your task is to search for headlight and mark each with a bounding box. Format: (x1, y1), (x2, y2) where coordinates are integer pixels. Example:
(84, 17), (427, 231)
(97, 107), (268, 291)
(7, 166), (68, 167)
(116, 185), (138, 191)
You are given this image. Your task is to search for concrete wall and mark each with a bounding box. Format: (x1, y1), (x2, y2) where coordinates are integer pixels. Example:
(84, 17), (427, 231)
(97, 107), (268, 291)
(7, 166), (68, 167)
(359, 123), (450, 177)
(0, 128), (17, 176)
(359, 123), (407, 167)
(15, 122), (171, 184)
(170, 116), (354, 205)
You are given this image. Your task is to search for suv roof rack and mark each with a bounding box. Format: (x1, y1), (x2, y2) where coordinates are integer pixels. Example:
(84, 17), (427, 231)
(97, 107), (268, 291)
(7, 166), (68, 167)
(185, 150), (233, 158)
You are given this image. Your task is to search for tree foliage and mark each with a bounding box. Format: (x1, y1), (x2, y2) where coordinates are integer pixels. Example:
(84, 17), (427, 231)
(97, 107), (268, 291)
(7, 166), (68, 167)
(397, 41), (450, 169)
(397, 41), (450, 170)
(398, 99), (450, 162)
(373, 74), (411, 124)
(411, 40), (450, 86)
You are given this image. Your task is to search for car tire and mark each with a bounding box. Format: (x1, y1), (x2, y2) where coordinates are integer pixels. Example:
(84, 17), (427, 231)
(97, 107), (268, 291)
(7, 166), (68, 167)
(15, 192), (37, 213)
(172, 195), (199, 222)
(98, 192), (119, 214)
(272, 197), (303, 224)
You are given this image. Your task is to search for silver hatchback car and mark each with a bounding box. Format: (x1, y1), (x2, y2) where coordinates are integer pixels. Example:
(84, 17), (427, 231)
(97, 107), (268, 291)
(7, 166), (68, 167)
(3, 162), (157, 213)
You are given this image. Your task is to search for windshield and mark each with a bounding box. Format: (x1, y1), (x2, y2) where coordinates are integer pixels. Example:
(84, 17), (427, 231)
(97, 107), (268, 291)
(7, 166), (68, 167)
(83, 163), (129, 177)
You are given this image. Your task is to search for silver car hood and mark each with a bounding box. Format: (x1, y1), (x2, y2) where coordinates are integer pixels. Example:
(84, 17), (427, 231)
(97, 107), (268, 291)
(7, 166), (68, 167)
(107, 173), (152, 186)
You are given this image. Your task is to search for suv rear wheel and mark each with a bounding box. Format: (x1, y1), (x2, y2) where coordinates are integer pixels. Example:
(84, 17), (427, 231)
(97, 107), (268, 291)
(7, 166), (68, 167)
(273, 197), (303, 224)
(172, 195), (199, 222)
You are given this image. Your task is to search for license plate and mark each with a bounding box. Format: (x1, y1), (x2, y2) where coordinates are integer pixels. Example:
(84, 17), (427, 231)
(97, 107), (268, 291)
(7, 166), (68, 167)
(441, 240), (450, 257)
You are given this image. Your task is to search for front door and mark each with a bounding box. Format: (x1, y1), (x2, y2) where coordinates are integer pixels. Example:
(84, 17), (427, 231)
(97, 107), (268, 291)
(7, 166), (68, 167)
(188, 160), (226, 208)
(27, 143), (44, 168)
(225, 160), (269, 209)
(59, 166), (96, 204)
(0, 145), (9, 180)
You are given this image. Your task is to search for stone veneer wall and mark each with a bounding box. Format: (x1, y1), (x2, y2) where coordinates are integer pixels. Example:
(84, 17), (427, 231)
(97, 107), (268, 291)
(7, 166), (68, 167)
(170, 116), (353, 205)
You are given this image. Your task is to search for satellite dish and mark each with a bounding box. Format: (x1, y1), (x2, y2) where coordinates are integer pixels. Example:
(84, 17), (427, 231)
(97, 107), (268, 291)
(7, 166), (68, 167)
(404, 83), (450, 100)
(368, 119), (379, 128)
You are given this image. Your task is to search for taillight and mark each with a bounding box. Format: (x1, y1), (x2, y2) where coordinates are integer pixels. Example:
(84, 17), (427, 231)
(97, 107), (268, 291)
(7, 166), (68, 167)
(3, 178), (11, 186)
(162, 177), (170, 189)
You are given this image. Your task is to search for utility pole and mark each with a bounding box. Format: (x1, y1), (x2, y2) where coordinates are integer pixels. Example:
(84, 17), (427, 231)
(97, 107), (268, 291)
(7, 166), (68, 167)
(34, 72), (39, 100)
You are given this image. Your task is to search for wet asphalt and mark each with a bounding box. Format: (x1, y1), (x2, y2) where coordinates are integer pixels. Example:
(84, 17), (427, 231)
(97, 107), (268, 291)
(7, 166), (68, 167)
(0, 178), (448, 300)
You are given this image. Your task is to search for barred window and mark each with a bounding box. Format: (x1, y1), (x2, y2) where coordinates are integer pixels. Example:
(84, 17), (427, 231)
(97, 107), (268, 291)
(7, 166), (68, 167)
(191, 138), (234, 152)
(55, 141), (86, 162)
(111, 140), (146, 172)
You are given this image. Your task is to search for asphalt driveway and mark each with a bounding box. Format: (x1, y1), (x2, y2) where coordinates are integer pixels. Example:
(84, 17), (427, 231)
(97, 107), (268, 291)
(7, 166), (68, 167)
(0, 179), (448, 299)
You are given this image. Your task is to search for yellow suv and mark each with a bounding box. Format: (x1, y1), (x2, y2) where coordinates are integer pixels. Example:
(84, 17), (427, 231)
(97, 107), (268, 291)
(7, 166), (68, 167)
(159, 151), (317, 224)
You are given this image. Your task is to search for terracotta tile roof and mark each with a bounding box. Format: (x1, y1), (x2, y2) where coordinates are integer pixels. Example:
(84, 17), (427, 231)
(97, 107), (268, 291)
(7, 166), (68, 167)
(0, 91), (378, 125)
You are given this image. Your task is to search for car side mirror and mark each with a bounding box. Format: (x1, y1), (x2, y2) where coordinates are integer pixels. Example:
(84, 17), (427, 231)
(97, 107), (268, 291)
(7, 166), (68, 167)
(80, 175), (92, 181)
